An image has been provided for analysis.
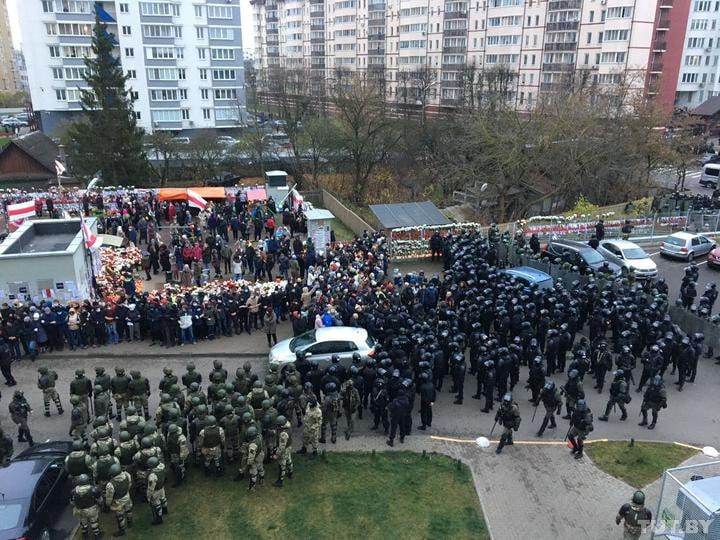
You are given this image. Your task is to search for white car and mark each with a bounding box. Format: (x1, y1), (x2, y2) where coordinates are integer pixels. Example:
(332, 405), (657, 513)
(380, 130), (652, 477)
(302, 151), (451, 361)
(217, 136), (237, 146)
(269, 326), (376, 368)
(597, 239), (658, 279)
(660, 232), (715, 261)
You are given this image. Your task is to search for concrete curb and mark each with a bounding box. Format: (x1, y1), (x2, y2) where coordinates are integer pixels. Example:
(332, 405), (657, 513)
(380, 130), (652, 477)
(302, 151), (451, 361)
(39, 351), (267, 360)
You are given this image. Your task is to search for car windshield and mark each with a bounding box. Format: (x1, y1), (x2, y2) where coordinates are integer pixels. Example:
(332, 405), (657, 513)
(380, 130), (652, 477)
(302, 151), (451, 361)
(622, 247), (648, 260)
(664, 236), (685, 246)
(0, 501), (24, 531)
(366, 335), (376, 347)
(580, 249), (604, 264)
(289, 330), (316, 352)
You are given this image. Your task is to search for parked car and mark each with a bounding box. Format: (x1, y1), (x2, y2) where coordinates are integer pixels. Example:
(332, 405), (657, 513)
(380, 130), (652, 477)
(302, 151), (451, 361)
(597, 239), (658, 279)
(0, 441), (73, 540)
(543, 239), (621, 275)
(707, 245), (720, 269)
(217, 136), (237, 146)
(700, 163), (720, 188)
(660, 232), (715, 261)
(171, 136), (190, 145)
(500, 266), (554, 290)
(1, 117), (27, 128)
(269, 326), (376, 368)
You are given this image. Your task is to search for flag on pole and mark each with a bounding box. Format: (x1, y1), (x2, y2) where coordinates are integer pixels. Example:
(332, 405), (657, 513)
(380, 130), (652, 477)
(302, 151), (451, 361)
(81, 216), (101, 251)
(7, 199), (36, 222)
(187, 188), (207, 210)
(55, 160), (66, 177)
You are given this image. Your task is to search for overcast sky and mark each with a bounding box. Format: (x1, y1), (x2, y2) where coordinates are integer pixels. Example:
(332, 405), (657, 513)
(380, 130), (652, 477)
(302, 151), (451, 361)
(7, 0), (255, 54)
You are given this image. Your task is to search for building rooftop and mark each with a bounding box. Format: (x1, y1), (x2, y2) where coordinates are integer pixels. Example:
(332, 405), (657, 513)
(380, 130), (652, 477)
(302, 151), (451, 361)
(0, 219), (92, 257)
(369, 201), (450, 230)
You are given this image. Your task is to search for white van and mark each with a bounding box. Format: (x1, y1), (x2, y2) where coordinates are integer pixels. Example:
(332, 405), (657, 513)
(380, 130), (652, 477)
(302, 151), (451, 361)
(700, 163), (720, 188)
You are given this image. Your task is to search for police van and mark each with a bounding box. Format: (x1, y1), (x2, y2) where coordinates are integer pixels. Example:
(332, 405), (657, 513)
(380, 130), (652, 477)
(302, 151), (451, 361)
(700, 163), (720, 188)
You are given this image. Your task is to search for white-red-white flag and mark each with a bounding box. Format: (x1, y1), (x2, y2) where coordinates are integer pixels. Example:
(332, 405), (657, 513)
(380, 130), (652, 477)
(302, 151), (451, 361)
(7, 199), (36, 222)
(187, 188), (207, 210)
(55, 160), (66, 176)
(81, 216), (101, 251)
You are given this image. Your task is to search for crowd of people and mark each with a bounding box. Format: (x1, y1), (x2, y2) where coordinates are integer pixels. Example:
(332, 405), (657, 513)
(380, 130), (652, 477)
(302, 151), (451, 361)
(0, 222), (709, 536)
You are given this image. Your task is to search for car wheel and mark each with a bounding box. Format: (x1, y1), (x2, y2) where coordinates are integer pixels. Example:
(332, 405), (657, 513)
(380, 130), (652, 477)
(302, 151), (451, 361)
(687, 251), (695, 262)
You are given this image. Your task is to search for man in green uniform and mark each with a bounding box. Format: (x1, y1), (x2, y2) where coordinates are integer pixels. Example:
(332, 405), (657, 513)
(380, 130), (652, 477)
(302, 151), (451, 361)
(70, 369), (93, 420)
(568, 399), (594, 459)
(37, 366), (64, 417)
(64, 439), (92, 484)
(128, 370), (151, 420)
(272, 415), (293, 487)
(341, 379), (360, 440)
(220, 404), (241, 463)
(105, 462), (133, 537)
(94, 367), (112, 418)
(243, 426), (264, 491)
(166, 423), (189, 485)
(115, 431), (138, 476)
(71, 474), (102, 539)
(198, 415), (225, 475)
(616, 491), (652, 539)
(9, 390), (33, 445)
(146, 456), (168, 525)
(69, 395), (86, 440)
(111, 367), (131, 420)
(298, 396), (322, 458)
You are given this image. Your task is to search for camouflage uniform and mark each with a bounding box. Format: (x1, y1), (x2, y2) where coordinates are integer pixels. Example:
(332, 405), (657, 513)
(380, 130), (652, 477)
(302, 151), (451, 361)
(301, 402), (322, 455)
(105, 468), (133, 535)
(341, 380), (361, 440)
(320, 389), (341, 444)
(111, 368), (131, 419)
(244, 429), (265, 490)
(273, 419), (293, 486)
(71, 481), (102, 538)
(166, 425), (189, 485)
(146, 460), (168, 524)
(198, 421), (225, 473)
(37, 367), (63, 416)
(220, 410), (241, 462)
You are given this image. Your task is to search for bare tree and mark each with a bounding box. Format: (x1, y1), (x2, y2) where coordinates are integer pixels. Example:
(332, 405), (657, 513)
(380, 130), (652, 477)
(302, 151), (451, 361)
(300, 116), (336, 188)
(148, 131), (180, 186)
(184, 131), (225, 185)
(410, 65), (438, 126)
(331, 73), (400, 204)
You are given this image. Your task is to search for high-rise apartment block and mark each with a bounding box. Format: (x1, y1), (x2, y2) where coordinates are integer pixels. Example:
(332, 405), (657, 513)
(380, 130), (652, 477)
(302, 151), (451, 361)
(252, 0), (665, 110)
(19, 0), (246, 135)
(0, 0), (16, 92)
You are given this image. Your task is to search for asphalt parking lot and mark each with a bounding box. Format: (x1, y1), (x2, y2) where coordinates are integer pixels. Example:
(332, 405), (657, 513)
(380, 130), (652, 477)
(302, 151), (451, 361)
(648, 242), (719, 309)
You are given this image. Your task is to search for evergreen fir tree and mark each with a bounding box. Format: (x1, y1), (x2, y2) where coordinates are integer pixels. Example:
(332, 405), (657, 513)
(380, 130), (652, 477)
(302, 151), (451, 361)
(68, 17), (148, 184)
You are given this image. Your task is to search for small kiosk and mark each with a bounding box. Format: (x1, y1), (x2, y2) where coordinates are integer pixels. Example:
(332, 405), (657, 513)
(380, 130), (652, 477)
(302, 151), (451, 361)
(305, 208), (335, 254)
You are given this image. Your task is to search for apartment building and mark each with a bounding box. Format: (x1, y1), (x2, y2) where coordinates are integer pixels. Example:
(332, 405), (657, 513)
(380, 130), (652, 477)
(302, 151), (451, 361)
(0, 0), (16, 92)
(253, 0), (661, 111)
(19, 0), (246, 136)
(12, 50), (29, 94)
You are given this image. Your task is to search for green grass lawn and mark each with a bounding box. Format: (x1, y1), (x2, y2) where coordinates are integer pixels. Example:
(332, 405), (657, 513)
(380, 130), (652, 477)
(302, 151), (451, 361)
(586, 441), (697, 488)
(84, 452), (487, 540)
(332, 218), (356, 242)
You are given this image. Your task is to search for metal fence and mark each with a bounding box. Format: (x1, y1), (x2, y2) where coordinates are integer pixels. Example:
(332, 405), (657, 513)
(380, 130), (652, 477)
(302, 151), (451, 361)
(651, 460), (720, 539)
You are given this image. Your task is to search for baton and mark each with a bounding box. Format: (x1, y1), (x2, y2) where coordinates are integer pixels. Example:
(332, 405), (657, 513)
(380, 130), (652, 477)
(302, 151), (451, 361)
(489, 418), (498, 438)
(563, 426), (572, 442)
(531, 403), (539, 423)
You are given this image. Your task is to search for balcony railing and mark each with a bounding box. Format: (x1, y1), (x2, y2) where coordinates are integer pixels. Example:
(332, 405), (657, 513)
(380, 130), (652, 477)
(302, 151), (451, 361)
(649, 62), (663, 72)
(549, 0), (582, 10)
(368, 47), (385, 55)
(653, 41), (667, 51)
(444, 10), (468, 19)
(443, 46), (467, 54)
(546, 21), (579, 31)
(368, 2), (386, 10)
(443, 28), (467, 37)
(543, 42), (577, 52)
(542, 62), (575, 72)
(656, 17), (671, 29)
(368, 32), (386, 40)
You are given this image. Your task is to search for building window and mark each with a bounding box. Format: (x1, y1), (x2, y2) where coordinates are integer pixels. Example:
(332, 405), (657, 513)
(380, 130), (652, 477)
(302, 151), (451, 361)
(201, 88), (210, 99)
(125, 48), (134, 57)
(203, 108), (211, 119)
(179, 89), (188, 100)
(119, 3), (129, 13)
(194, 5), (204, 17)
(130, 91), (139, 100)
(127, 70), (137, 79)
(181, 109), (190, 120)
(197, 48), (207, 60)
(589, 10), (594, 22)
(178, 68), (186, 80)
(52, 67), (64, 79)
(49, 46), (61, 58)
(135, 112), (141, 120)
(200, 69), (208, 80)
(197, 27), (206, 39)
(46, 23), (57, 35)
(122, 26), (132, 35)
(42, 0), (54, 12)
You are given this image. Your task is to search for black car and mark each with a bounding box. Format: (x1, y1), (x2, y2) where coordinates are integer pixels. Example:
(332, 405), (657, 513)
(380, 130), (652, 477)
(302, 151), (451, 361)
(0, 441), (73, 540)
(543, 239), (621, 275)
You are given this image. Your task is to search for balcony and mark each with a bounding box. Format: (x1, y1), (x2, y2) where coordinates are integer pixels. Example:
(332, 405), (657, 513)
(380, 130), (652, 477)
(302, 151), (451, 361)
(440, 97), (460, 106)
(649, 62), (663, 73)
(444, 10), (468, 19)
(544, 42), (577, 52)
(659, 0), (673, 7)
(310, 10), (324, 17)
(542, 62), (575, 72)
(368, 32), (386, 40)
(549, 0), (582, 9)
(368, 47), (385, 55)
(546, 21), (579, 31)
(656, 17), (670, 30)
(653, 41), (667, 52)
(368, 2), (386, 10)
(443, 46), (467, 54)
(311, 23), (325, 30)
(441, 79), (460, 88)
(443, 28), (467, 37)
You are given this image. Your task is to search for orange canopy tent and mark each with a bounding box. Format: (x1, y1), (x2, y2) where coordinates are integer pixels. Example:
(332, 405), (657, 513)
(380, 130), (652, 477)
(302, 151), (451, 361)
(156, 187), (227, 201)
